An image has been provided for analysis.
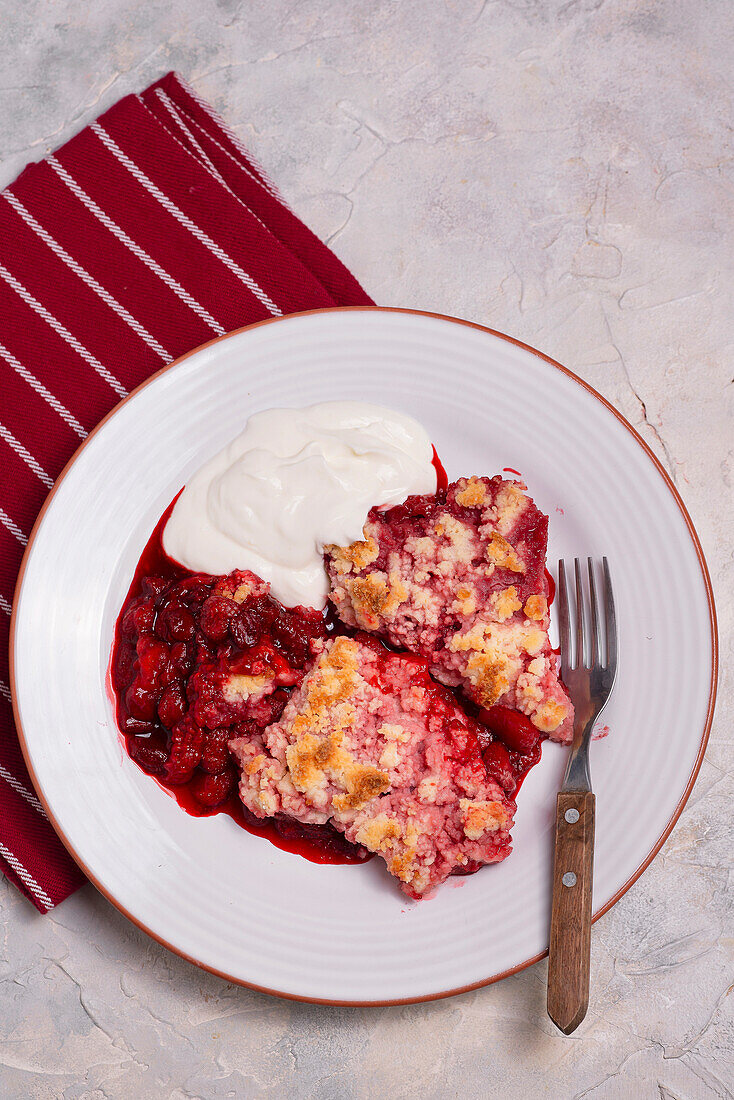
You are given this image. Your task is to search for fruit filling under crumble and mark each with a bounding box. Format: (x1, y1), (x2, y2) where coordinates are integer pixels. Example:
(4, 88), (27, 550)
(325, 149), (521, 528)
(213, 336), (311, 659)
(326, 475), (573, 743)
(230, 635), (516, 899)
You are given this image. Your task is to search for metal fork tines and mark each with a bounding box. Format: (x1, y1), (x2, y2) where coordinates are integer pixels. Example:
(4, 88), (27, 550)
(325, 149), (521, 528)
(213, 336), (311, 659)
(557, 557), (618, 792)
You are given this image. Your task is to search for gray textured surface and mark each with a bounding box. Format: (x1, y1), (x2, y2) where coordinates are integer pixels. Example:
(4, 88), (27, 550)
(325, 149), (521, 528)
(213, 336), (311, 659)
(1, 2), (732, 1097)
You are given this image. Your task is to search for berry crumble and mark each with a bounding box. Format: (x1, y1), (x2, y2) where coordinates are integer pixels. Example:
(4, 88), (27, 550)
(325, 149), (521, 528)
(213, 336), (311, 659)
(230, 635), (515, 899)
(112, 460), (573, 898)
(326, 476), (573, 743)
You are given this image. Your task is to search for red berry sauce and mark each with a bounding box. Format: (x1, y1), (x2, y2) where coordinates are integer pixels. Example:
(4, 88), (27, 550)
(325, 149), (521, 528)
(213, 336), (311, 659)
(432, 445), (449, 494)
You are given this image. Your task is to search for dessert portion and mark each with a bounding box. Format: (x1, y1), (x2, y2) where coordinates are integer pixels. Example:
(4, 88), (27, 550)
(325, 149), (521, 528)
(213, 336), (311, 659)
(230, 635), (515, 899)
(326, 475), (573, 743)
(111, 402), (574, 899)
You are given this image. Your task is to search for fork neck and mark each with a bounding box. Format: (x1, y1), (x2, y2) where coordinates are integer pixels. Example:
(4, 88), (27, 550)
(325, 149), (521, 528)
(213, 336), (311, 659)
(561, 743), (592, 792)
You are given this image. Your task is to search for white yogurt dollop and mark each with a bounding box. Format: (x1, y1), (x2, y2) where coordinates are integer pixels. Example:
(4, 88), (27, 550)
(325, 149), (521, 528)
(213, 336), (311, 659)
(163, 402), (436, 609)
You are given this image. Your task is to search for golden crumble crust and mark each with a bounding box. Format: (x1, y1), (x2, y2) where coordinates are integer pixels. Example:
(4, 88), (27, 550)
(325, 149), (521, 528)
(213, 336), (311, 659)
(486, 531), (525, 573)
(490, 585), (522, 621)
(491, 483), (529, 534)
(455, 477), (487, 507)
(325, 537), (379, 576)
(213, 571), (267, 604)
(223, 672), (274, 703)
(291, 635), (360, 734)
(332, 766), (391, 811)
(460, 798), (509, 840)
(345, 572), (408, 629)
(449, 619), (547, 707)
(434, 514), (476, 562)
(532, 699), (569, 733)
(354, 813), (400, 851)
(453, 583), (477, 616)
(524, 594), (548, 620)
(466, 653), (514, 707)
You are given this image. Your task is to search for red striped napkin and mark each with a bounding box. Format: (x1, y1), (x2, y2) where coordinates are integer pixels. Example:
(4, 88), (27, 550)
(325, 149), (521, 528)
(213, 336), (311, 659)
(0, 71), (373, 911)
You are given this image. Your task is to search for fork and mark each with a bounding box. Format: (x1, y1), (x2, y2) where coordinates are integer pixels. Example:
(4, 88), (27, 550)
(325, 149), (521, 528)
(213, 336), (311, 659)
(547, 557), (618, 1035)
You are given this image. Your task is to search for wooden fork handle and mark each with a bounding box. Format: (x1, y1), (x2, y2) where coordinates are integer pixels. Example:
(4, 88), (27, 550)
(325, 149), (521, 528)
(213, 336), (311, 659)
(547, 790), (596, 1034)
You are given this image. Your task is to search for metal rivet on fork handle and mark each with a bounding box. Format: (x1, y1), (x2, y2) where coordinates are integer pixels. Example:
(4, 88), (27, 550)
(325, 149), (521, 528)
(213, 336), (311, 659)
(565, 808), (579, 823)
(562, 872), (577, 888)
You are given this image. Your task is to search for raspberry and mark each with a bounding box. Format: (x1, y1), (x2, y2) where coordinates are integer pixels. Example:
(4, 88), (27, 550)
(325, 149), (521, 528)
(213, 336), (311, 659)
(200, 596), (234, 641)
(266, 687), (289, 723)
(136, 635), (170, 689)
(230, 607), (262, 649)
(190, 766), (236, 807)
(156, 602), (195, 642)
(125, 679), (158, 722)
(230, 718), (260, 739)
(158, 680), (187, 729)
(247, 594), (277, 628)
(248, 688), (289, 727)
(166, 716), (204, 783)
(173, 576), (214, 611)
(120, 712), (154, 736)
(112, 641), (136, 692)
(129, 739), (168, 775)
(272, 612), (310, 665)
(121, 597), (155, 638)
(509, 738), (542, 775)
(115, 565), (329, 820)
(141, 576), (170, 600)
(195, 636), (216, 665)
(273, 815), (359, 858)
(169, 642), (192, 676)
(200, 728), (233, 775)
(188, 670), (237, 729)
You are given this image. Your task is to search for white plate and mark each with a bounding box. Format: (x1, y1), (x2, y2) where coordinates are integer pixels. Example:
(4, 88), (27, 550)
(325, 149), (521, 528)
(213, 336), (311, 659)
(11, 309), (716, 1004)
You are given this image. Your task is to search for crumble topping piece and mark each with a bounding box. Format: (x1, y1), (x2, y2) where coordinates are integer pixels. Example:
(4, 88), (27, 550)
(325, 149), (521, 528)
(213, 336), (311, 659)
(328, 537), (379, 575)
(455, 477), (487, 507)
(212, 572), (267, 604)
(459, 798), (509, 840)
(326, 476), (573, 743)
(223, 672), (274, 704)
(486, 531), (525, 573)
(230, 635), (516, 898)
(524, 594), (548, 621)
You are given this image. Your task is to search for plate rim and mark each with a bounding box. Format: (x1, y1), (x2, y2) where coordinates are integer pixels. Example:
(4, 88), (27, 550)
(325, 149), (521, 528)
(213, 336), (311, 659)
(9, 305), (718, 1006)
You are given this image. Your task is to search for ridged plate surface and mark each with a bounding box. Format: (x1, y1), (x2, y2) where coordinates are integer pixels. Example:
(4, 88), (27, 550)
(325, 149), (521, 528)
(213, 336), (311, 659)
(12, 309), (715, 1003)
